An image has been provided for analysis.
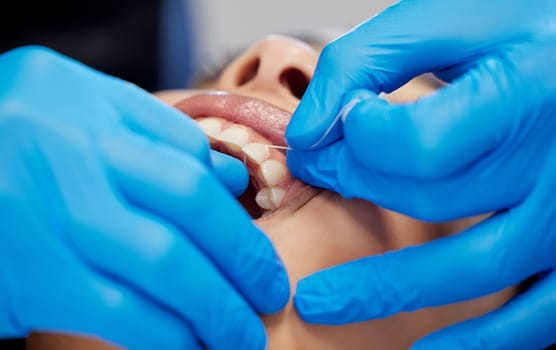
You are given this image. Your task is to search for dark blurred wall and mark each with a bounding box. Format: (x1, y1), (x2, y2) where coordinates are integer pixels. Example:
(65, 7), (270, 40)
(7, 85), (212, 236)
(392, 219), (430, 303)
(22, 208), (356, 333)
(0, 0), (163, 91)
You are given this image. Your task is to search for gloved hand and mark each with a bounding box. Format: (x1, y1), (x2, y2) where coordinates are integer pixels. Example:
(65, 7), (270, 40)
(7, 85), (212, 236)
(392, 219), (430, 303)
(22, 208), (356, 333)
(0, 46), (288, 350)
(286, 0), (556, 348)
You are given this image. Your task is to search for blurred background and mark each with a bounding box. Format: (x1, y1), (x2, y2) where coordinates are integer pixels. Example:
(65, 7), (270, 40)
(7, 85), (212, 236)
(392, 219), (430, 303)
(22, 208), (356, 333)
(191, 0), (395, 86)
(0, 0), (395, 92)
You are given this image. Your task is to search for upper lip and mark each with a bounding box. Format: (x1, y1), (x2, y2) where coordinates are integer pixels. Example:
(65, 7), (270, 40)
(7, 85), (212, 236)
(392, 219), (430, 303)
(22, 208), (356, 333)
(173, 91), (292, 147)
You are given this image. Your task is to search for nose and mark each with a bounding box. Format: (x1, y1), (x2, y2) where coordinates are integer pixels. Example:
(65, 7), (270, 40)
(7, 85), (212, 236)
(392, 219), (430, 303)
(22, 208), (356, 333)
(217, 35), (318, 111)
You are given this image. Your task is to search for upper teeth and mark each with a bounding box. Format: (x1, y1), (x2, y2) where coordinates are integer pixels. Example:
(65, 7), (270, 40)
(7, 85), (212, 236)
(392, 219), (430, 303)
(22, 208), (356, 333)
(242, 143), (269, 164)
(196, 118), (290, 211)
(197, 118), (222, 139)
(215, 126), (249, 153)
(259, 160), (287, 187)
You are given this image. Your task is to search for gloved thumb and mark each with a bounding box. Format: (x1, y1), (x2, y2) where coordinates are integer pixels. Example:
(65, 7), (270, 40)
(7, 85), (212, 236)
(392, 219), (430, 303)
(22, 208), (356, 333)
(285, 0), (529, 151)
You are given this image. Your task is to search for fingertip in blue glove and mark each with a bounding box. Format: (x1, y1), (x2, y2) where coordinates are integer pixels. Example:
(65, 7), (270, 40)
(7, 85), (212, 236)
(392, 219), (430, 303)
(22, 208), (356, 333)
(210, 150), (249, 197)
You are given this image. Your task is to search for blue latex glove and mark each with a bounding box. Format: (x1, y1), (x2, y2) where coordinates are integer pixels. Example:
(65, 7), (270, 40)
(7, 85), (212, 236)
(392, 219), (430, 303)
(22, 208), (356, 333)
(286, 0), (556, 348)
(0, 46), (288, 350)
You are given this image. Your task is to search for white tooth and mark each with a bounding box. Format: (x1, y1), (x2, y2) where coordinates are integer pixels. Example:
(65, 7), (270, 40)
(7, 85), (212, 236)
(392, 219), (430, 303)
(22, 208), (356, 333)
(255, 188), (273, 210)
(242, 143), (269, 164)
(269, 187), (286, 208)
(215, 126), (249, 153)
(255, 187), (286, 210)
(258, 159), (287, 187)
(197, 118), (222, 139)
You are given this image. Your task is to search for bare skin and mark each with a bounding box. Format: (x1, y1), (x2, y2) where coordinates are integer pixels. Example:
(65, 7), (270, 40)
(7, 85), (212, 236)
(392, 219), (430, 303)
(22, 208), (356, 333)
(27, 35), (515, 350)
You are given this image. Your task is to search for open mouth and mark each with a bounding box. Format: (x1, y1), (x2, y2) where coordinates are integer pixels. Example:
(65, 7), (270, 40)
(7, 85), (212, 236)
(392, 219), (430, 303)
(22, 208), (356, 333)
(174, 92), (298, 218)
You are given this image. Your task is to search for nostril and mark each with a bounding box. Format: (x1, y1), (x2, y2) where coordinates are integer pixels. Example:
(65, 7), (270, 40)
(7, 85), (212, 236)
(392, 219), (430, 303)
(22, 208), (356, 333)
(280, 68), (310, 99)
(237, 57), (261, 86)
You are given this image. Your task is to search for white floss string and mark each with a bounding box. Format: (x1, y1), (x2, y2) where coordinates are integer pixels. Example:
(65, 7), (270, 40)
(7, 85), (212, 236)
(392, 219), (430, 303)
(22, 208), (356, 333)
(259, 144), (293, 151)
(308, 96), (363, 149)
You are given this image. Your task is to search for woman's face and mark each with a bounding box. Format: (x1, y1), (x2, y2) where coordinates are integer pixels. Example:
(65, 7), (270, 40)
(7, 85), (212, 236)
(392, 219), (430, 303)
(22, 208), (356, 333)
(27, 36), (515, 350)
(162, 35), (516, 350)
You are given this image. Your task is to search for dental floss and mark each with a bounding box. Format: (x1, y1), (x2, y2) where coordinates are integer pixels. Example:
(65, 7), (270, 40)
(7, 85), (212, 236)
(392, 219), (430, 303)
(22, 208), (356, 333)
(308, 97), (363, 149)
(253, 143), (293, 151)
(263, 144), (293, 151)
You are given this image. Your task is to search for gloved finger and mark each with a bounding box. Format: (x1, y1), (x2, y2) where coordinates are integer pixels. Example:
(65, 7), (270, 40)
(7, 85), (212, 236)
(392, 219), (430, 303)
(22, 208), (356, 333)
(210, 149), (249, 197)
(294, 206), (549, 324)
(64, 202), (267, 350)
(113, 81), (211, 165)
(287, 141), (456, 220)
(15, 248), (199, 350)
(0, 205), (198, 350)
(100, 131), (290, 315)
(75, 279), (201, 350)
(287, 140), (521, 222)
(412, 270), (556, 350)
(341, 55), (519, 179)
(285, 0), (525, 150)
